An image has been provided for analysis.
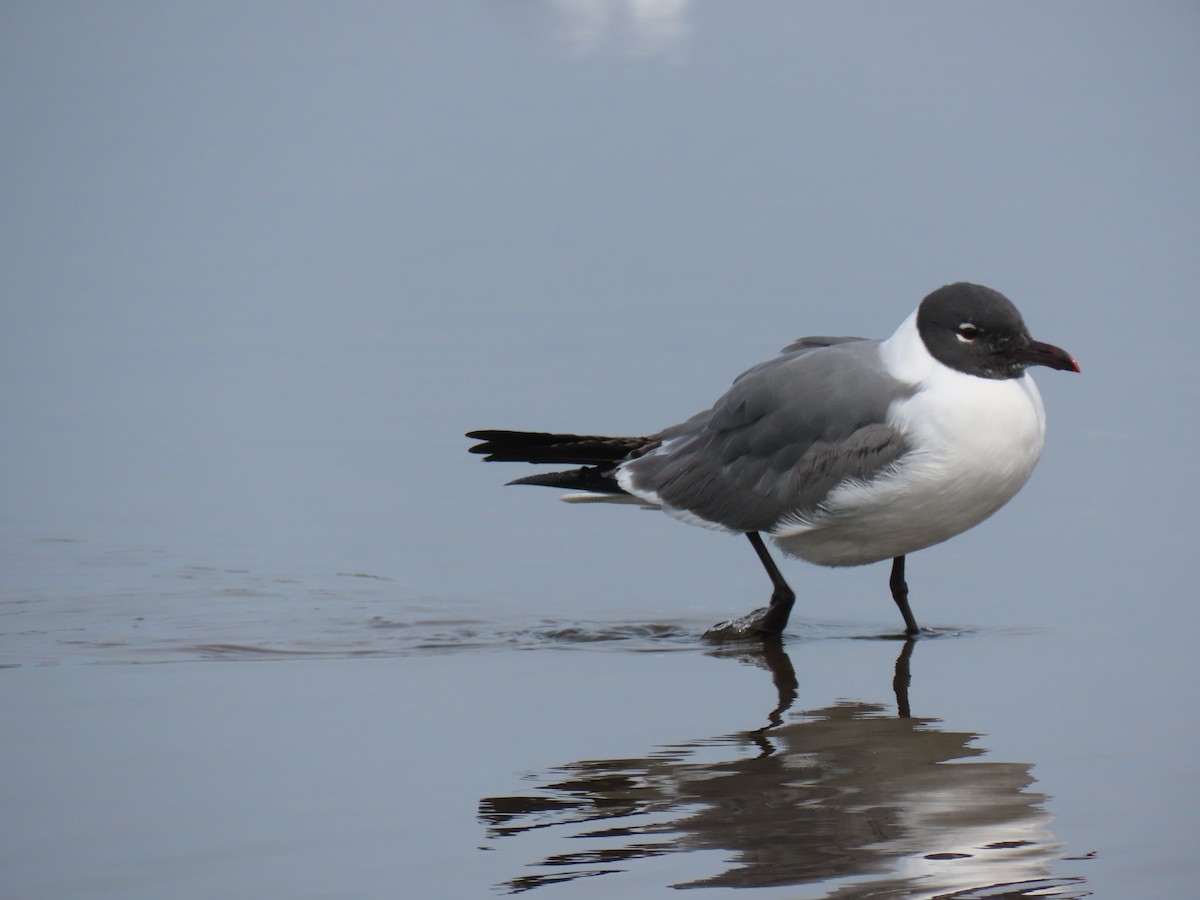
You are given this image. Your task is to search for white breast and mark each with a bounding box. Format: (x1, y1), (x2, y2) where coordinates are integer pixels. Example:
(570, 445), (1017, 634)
(772, 312), (1048, 567)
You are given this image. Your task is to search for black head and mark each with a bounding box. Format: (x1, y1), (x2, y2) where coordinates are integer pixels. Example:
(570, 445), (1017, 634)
(916, 283), (1079, 379)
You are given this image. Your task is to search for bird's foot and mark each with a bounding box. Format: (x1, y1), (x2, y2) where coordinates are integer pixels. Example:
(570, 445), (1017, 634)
(703, 606), (785, 643)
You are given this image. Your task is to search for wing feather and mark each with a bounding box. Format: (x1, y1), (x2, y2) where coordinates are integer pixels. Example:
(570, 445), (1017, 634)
(621, 339), (913, 532)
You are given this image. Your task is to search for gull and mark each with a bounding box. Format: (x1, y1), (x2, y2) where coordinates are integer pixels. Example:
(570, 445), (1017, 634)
(468, 283), (1079, 637)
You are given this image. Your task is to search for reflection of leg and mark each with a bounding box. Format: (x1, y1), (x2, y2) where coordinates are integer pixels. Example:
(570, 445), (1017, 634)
(759, 634), (798, 727)
(893, 639), (916, 718)
(748, 532), (795, 635)
(889, 555), (921, 636)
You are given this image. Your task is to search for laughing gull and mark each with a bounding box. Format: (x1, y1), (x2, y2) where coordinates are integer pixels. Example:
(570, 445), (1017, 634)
(468, 283), (1079, 637)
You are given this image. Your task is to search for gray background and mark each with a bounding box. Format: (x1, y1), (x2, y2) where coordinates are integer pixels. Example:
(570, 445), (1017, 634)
(3, 3), (1198, 898)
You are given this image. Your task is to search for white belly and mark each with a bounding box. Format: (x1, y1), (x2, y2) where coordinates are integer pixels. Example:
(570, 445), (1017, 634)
(773, 369), (1048, 567)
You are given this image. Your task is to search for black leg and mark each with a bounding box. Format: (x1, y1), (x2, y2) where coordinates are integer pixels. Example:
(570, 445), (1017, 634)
(889, 555), (921, 636)
(747, 532), (795, 635)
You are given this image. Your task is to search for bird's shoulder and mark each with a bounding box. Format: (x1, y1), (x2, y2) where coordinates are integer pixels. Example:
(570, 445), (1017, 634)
(777, 334), (869, 354)
(712, 337), (905, 439)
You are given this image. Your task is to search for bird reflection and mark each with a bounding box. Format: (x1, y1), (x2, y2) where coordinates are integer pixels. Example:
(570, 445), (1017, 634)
(479, 639), (1087, 897)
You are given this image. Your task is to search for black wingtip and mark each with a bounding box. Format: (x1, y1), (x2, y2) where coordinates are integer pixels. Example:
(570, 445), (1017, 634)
(506, 466), (627, 494)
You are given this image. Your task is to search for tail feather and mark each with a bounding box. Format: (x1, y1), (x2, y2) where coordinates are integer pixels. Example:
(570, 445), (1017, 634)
(466, 429), (650, 465)
(467, 429), (657, 496)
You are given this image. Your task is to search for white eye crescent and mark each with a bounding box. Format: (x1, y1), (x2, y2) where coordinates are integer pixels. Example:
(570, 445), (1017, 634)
(956, 323), (980, 343)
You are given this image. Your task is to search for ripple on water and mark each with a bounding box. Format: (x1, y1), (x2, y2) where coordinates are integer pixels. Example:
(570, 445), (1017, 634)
(370, 617), (704, 655)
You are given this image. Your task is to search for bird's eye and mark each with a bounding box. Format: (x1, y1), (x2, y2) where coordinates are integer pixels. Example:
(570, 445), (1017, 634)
(956, 323), (980, 344)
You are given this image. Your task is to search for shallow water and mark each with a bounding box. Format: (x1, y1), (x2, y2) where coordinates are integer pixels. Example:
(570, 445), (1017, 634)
(3, 587), (1096, 900)
(2, 537), (1194, 898)
(4, 3), (1199, 898)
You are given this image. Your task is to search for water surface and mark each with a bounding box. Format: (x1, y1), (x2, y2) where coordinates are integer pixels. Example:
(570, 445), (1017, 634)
(3, 2), (1198, 898)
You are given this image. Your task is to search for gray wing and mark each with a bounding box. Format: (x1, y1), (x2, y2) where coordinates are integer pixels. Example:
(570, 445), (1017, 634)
(620, 338), (914, 532)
